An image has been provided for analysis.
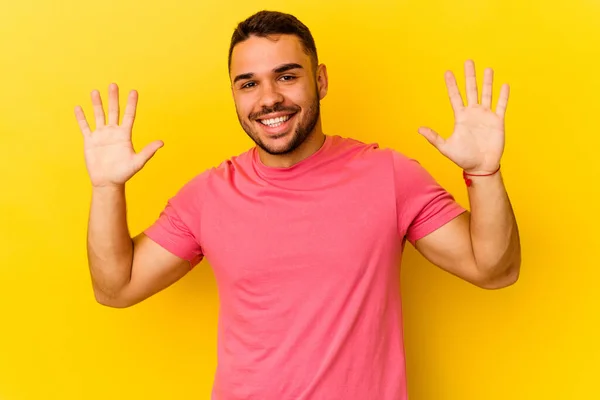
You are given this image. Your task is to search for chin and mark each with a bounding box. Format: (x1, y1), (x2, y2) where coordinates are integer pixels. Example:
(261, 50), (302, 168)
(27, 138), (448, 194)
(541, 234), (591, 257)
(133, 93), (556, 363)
(258, 131), (301, 155)
(240, 100), (320, 156)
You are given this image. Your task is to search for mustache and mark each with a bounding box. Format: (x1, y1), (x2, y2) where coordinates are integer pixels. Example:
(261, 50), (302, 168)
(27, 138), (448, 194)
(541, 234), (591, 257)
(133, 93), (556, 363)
(249, 104), (300, 120)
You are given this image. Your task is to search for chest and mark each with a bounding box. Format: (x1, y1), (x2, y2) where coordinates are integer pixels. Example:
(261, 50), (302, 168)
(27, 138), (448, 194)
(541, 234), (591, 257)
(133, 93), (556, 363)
(198, 175), (398, 286)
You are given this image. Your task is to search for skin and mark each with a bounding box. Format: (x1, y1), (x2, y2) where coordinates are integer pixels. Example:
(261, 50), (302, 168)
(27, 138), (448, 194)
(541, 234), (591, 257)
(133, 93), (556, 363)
(74, 34), (519, 308)
(229, 34), (328, 168)
(74, 87), (189, 308)
(414, 61), (521, 289)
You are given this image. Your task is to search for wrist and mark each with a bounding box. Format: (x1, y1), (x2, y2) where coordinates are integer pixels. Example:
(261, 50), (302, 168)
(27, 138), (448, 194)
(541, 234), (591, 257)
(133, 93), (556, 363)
(463, 164), (501, 175)
(92, 183), (126, 194)
(462, 165), (501, 187)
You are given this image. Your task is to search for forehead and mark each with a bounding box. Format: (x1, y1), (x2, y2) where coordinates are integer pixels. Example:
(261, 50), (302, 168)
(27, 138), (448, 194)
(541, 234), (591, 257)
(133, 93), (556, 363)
(230, 34), (311, 77)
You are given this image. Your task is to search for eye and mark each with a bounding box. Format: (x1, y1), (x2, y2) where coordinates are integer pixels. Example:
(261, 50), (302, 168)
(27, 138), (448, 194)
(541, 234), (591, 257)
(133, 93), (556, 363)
(279, 75), (296, 82)
(241, 81), (256, 89)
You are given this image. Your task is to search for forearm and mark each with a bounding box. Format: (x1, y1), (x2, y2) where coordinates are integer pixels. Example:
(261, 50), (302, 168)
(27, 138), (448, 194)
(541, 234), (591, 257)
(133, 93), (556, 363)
(87, 185), (133, 298)
(467, 171), (521, 278)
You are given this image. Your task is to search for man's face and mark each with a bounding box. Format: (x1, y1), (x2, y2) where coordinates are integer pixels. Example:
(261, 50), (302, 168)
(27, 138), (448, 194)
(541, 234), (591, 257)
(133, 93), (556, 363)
(229, 34), (327, 155)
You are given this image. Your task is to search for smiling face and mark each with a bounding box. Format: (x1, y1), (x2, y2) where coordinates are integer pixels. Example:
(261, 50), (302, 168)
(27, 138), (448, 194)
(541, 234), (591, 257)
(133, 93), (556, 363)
(229, 34), (328, 163)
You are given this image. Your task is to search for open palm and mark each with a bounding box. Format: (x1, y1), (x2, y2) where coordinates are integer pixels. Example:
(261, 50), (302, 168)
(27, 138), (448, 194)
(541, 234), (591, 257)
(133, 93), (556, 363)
(418, 60), (510, 174)
(75, 84), (163, 188)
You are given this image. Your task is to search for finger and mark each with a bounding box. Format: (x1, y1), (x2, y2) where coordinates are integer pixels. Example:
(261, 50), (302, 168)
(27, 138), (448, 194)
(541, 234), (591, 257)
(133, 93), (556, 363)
(74, 106), (92, 136)
(134, 140), (164, 170)
(495, 83), (510, 118)
(122, 90), (138, 131)
(464, 59), (478, 106)
(418, 127), (446, 151)
(107, 83), (120, 125)
(444, 71), (464, 113)
(481, 68), (494, 109)
(90, 90), (105, 128)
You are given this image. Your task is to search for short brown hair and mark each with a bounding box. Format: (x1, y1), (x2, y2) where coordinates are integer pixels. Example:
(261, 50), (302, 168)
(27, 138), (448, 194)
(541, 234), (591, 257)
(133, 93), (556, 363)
(228, 10), (319, 72)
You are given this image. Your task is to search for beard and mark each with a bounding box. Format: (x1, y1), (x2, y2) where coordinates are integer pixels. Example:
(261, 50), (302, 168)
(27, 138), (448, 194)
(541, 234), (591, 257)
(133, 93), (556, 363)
(237, 93), (320, 156)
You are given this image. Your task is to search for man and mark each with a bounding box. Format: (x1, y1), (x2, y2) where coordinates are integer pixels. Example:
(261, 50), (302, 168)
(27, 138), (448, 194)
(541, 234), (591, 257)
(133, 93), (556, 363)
(74, 10), (521, 400)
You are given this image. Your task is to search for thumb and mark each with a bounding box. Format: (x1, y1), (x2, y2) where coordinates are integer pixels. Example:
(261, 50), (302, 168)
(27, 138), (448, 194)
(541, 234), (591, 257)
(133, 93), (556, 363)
(417, 127), (445, 151)
(134, 140), (164, 170)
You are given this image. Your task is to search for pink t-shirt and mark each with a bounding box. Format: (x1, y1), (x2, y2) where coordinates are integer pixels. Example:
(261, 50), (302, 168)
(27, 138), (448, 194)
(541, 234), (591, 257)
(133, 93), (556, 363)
(144, 135), (465, 400)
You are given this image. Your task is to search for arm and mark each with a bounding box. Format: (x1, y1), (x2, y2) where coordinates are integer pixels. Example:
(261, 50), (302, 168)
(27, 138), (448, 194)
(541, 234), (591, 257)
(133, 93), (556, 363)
(414, 171), (520, 289)
(413, 59), (521, 289)
(76, 83), (191, 308)
(87, 185), (191, 308)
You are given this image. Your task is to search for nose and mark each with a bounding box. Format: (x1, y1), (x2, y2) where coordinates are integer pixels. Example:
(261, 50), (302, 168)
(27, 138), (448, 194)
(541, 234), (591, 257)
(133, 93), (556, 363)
(258, 81), (284, 109)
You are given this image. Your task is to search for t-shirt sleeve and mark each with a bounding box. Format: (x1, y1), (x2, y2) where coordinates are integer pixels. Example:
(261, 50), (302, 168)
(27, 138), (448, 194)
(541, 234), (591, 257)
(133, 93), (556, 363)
(392, 150), (467, 246)
(143, 173), (206, 268)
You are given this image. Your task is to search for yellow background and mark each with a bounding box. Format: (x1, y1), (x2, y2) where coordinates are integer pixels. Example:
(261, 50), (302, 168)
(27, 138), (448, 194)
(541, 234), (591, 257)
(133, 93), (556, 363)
(1, 0), (599, 399)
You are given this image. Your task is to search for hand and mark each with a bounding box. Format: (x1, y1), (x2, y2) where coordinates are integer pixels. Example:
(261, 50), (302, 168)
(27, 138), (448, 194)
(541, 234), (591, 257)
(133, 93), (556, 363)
(418, 59), (510, 174)
(75, 83), (163, 188)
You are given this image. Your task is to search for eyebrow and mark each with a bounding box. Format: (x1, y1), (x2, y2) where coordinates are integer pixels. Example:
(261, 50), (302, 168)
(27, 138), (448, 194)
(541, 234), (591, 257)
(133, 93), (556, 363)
(233, 63), (304, 84)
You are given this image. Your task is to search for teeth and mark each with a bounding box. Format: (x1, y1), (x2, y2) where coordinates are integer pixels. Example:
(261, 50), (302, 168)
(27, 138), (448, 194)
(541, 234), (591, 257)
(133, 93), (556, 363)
(260, 115), (291, 127)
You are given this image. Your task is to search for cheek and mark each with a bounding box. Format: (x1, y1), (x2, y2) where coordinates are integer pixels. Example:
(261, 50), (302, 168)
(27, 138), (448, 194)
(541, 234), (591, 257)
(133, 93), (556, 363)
(233, 96), (254, 116)
(284, 87), (312, 108)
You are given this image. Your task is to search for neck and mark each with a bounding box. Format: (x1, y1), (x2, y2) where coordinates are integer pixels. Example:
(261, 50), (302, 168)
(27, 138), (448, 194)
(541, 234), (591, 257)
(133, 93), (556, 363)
(258, 125), (326, 168)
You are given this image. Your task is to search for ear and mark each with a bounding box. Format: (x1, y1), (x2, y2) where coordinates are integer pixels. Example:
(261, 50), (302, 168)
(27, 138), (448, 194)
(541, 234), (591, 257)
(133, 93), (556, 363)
(316, 63), (328, 100)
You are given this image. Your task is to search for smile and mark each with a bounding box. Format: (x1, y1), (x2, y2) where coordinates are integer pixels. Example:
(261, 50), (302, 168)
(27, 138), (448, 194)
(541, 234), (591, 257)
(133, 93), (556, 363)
(259, 113), (295, 128)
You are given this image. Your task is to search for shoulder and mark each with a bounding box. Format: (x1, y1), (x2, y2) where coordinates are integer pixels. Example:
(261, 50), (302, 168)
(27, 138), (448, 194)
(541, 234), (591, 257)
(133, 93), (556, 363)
(333, 135), (422, 170)
(171, 146), (255, 197)
(322, 135), (435, 188)
(328, 134), (379, 155)
(338, 137), (444, 197)
(327, 134), (399, 166)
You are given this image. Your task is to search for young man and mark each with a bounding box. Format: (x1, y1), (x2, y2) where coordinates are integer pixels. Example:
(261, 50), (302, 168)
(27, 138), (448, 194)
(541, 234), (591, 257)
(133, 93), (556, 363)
(75, 10), (521, 400)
